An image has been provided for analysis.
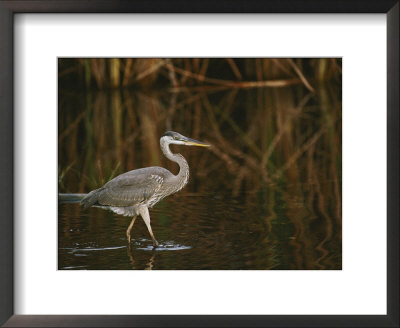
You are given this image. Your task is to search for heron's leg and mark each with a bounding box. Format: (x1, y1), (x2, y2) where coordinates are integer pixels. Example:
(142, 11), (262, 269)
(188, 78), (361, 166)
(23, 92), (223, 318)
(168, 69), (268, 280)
(126, 216), (137, 243)
(138, 206), (159, 247)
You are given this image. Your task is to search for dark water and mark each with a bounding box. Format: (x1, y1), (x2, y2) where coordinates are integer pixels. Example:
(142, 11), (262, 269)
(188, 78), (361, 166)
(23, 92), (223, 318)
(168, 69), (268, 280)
(59, 181), (341, 270)
(58, 83), (342, 270)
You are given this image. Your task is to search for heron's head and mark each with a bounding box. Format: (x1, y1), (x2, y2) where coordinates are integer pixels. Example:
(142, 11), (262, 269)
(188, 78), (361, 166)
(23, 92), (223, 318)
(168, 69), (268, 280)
(161, 131), (210, 147)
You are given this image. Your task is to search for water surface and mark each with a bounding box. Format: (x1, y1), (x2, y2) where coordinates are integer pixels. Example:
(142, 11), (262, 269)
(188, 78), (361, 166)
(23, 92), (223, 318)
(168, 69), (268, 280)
(58, 84), (342, 270)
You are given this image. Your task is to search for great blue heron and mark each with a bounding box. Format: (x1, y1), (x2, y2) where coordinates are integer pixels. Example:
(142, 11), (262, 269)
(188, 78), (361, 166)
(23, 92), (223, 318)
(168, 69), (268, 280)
(81, 131), (210, 247)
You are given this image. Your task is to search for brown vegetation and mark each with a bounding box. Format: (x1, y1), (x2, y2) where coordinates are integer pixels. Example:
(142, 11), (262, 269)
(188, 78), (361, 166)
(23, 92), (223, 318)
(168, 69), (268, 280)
(58, 58), (341, 269)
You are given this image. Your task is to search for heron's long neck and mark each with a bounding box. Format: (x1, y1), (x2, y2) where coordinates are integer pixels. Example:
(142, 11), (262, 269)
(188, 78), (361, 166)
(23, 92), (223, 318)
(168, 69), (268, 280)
(161, 140), (189, 191)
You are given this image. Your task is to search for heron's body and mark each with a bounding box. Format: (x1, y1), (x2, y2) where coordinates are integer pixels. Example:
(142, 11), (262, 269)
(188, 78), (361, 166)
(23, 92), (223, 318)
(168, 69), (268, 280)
(82, 166), (187, 217)
(81, 131), (209, 247)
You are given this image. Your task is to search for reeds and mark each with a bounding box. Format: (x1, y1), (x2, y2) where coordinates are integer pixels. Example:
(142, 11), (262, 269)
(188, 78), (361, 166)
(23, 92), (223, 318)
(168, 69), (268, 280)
(58, 58), (342, 269)
(59, 58), (341, 91)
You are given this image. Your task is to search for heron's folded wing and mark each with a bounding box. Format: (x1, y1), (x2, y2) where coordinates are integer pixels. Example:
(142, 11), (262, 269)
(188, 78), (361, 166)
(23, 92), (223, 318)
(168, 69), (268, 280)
(97, 173), (163, 207)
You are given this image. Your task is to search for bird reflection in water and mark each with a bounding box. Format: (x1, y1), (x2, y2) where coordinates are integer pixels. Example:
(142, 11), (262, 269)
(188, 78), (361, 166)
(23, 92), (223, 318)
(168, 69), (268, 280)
(127, 244), (156, 270)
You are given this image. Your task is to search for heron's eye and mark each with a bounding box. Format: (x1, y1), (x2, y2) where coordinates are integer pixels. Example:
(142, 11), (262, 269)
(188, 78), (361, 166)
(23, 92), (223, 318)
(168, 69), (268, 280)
(174, 137), (178, 140)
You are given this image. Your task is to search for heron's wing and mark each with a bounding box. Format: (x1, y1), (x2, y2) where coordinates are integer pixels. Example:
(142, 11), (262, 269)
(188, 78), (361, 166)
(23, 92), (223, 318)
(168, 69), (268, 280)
(97, 170), (164, 207)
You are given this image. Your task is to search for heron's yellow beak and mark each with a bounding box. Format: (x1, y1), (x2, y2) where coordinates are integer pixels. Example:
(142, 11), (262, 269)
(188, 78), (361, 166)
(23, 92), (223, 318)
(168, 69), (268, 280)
(184, 137), (210, 147)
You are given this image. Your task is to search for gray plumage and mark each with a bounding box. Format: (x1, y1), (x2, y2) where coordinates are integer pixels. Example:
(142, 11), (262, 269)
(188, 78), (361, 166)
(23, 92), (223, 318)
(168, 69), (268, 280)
(80, 131), (209, 247)
(82, 167), (179, 216)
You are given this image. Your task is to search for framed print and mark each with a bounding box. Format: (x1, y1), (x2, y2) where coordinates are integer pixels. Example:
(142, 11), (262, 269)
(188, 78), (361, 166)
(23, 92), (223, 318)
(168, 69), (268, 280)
(1, 1), (398, 327)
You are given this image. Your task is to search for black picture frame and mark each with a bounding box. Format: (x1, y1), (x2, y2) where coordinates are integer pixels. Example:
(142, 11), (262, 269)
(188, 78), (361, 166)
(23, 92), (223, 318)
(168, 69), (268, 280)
(0, 1), (398, 327)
